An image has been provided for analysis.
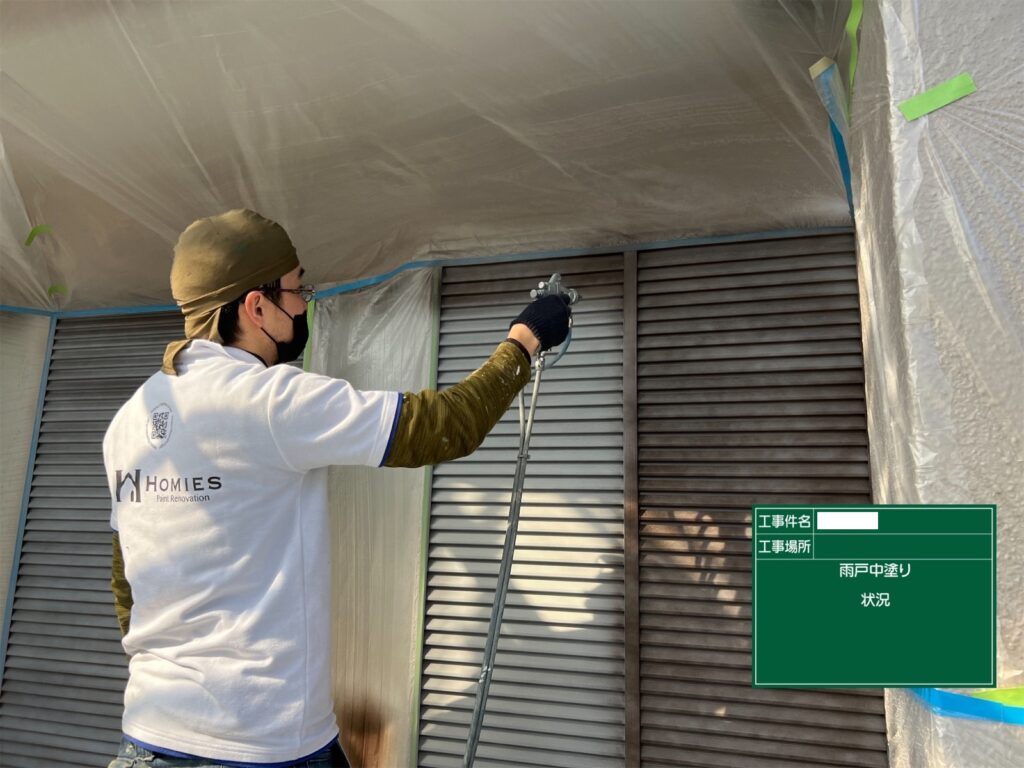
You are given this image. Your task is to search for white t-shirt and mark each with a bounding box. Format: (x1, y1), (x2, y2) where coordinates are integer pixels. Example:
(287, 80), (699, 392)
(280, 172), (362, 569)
(103, 339), (400, 763)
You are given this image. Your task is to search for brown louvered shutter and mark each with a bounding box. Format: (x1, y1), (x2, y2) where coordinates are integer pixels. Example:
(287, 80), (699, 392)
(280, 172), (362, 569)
(635, 233), (889, 768)
(418, 255), (627, 768)
(0, 313), (181, 767)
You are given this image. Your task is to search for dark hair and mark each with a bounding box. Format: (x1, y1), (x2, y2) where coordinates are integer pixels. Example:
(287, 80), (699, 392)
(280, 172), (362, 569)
(217, 279), (281, 344)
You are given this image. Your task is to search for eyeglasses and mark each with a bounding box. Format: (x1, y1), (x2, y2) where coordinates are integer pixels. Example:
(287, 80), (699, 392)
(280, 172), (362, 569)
(272, 284), (316, 303)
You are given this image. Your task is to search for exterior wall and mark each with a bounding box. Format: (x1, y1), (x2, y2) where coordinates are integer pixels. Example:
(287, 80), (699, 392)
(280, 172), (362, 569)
(0, 312), (50, 614)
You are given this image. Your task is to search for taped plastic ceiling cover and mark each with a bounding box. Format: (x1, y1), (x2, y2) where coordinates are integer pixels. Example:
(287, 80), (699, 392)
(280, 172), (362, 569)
(0, 0), (850, 310)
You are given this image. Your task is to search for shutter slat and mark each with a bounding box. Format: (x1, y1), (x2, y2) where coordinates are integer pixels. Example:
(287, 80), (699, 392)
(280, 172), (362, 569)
(638, 234), (854, 270)
(640, 461), (869, 478)
(639, 265), (858, 295)
(444, 254), (624, 283)
(640, 727), (886, 768)
(640, 431), (868, 447)
(444, 280), (622, 311)
(641, 710), (886, 751)
(640, 692), (883, 730)
(639, 308), (863, 336)
(638, 279), (860, 309)
(423, 680), (622, 710)
(442, 296), (624, 324)
(427, 620), (622, 646)
(640, 251), (853, 282)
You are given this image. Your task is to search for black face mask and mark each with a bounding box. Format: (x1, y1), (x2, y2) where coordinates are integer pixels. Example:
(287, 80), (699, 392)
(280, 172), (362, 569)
(260, 298), (309, 364)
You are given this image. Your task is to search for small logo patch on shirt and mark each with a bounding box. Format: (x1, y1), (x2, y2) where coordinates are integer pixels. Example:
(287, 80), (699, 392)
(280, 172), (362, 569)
(147, 403), (173, 449)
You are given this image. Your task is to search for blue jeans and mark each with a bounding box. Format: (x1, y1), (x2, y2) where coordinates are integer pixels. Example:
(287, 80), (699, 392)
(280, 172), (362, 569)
(108, 737), (351, 768)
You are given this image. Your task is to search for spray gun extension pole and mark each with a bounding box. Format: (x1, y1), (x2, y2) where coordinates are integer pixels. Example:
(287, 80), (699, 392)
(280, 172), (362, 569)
(462, 274), (579, 768)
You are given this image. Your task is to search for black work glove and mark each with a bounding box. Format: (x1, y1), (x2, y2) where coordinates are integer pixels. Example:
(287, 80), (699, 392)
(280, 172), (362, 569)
(510, 294), (572, 351)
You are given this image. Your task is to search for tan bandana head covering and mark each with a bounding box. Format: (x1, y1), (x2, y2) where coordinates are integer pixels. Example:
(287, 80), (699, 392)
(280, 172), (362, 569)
(162, 209), (299, 374)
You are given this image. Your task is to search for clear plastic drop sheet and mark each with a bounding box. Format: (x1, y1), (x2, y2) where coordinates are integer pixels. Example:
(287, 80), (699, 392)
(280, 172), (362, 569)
(309, 267), (435, 768)
(850, 0), (1024, 764)
(0, 0), (850, 310)
(885, 689), (1024, 768)
(0, 134), (48, 309)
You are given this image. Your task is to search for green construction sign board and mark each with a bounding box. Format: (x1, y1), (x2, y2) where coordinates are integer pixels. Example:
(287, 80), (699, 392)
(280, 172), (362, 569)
(752, 505), (996, 687)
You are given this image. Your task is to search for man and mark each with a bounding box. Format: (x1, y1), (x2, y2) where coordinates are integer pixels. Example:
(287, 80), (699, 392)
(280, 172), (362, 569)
(104, 209), (570, 768)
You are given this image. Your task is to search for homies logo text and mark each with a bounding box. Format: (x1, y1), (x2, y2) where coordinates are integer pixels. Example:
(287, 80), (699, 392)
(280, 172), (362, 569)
(114, 469), (222, 504)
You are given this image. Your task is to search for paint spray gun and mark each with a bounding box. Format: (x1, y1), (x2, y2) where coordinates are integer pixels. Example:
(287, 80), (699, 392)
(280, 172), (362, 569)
(529, 273), (580, 368)
(530, 272), (580, 305)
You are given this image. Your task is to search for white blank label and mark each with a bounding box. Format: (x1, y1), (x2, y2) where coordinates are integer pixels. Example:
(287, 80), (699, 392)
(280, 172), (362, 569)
(817, 511), (879, 530)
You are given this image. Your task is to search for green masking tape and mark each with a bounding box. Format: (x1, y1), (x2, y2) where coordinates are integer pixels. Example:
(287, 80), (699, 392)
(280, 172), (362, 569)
(845, 0), (863, 111)
(899, 73), (977, 121)
(971, 687), (1024, 708)
(47, 284), (67, 298)
(24, 224), (51, 246)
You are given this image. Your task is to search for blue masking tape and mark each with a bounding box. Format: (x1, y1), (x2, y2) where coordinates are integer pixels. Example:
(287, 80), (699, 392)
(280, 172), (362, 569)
(909, 688), (1024, 726)
(812, 59), (849, 130)
(829, 118), (854, 219)
(811, 60), (854, 218)
(2, 226), (855, 316)
(313, 226), (854, 301)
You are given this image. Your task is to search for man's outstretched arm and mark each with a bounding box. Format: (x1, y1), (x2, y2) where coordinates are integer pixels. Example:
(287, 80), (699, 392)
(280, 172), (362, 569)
(384, 298), (570, 468)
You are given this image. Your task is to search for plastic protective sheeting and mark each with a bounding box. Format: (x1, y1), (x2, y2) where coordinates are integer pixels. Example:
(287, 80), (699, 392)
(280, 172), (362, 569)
(0, 134), (48, 309)
(850, 0), (1024, 764)
(0, 312), (51, 612)
(309, 268), (435, 768)
(0, 0), (850, 310)
(886, 689), (1024, 768)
